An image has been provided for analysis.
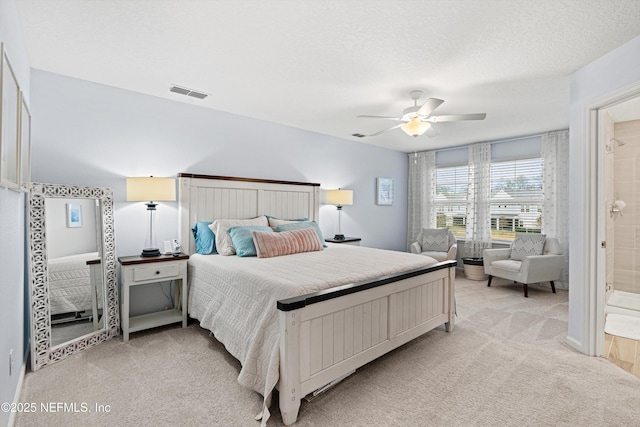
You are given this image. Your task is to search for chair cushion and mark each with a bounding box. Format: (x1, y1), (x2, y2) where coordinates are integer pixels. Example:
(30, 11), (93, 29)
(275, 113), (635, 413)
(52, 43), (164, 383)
(420, 228), (450, 252)
(492, 259), (522, 273)
(510, 233), (546, 261)
(420, 251), (448, 262)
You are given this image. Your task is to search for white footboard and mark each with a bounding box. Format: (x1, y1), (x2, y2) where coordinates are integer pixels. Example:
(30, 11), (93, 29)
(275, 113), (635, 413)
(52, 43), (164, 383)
(277, 261), (456, 425)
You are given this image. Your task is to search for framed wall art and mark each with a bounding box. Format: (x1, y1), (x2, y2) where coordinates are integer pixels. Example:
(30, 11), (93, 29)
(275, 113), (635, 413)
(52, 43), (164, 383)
(0, 43), (20, 190)
(66, 203), (83, 228)
(376, 177), (394, 206)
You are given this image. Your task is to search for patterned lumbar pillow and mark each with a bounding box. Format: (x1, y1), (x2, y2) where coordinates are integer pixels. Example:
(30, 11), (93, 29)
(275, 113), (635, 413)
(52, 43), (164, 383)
(251, 227), (324, 258)
(510, 233), (546, 261)
(420, 228), (450, 252)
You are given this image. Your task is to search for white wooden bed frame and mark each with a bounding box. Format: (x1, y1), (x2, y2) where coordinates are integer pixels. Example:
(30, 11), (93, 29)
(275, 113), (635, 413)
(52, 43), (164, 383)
(178, 173), (456, 425)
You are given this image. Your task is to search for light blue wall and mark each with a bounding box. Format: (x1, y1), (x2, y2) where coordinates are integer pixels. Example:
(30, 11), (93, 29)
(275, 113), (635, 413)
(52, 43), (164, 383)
(30, 69), (409, 314)
(568, 35), (640, 353)
(0, 0), (30, 424)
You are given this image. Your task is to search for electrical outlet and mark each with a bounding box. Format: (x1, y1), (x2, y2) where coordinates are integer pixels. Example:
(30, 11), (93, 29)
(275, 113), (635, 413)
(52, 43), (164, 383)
(9, 349), (13, 376)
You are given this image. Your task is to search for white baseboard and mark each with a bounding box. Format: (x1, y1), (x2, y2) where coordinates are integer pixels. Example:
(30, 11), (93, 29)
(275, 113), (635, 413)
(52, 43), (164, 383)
(566, 335), (583, 354)
(8, 348), (28, 427)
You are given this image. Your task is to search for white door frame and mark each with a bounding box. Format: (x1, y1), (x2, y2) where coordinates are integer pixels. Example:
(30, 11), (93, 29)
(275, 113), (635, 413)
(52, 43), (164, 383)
(587, 83), (640, 356)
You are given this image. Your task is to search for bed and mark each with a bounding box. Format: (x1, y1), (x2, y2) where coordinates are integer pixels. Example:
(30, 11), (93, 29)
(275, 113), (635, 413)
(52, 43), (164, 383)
(48, 251), (101, 317)
(178, 174), (456, 425)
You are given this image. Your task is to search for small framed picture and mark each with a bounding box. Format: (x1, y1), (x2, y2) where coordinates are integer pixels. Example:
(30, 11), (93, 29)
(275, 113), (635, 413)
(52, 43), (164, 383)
(376, 177), (394, 206)
(0, 44), (20, 190)
(66, 203), (83, 228)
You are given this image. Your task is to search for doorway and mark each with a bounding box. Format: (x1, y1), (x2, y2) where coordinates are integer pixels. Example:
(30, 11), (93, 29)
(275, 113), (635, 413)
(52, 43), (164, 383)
(598, 95), (640, 376)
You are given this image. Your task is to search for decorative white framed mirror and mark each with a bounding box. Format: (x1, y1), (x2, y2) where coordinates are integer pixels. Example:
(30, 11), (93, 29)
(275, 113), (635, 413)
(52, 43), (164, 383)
(28, 183), (119, 371)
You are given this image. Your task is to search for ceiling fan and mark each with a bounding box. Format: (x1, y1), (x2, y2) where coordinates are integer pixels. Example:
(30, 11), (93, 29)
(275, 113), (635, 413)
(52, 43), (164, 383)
(357, 90), (486, 138)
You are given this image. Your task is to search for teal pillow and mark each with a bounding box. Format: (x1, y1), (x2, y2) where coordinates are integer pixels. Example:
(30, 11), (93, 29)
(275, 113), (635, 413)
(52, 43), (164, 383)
(275, 221), (327, 247)
(192, 221), (217, 254)
(228, 226), (273, 257)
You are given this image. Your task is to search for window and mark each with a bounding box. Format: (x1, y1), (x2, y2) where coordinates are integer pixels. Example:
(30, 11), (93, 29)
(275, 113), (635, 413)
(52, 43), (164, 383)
(435, 165), (468, 238)
(490, 158), (543, 240)
(433, 151), (544, 242)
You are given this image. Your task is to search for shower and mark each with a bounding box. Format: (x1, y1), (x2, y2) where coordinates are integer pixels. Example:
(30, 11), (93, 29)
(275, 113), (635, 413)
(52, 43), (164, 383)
(605, 120), (640, 329)
(605, 137), (627, 153)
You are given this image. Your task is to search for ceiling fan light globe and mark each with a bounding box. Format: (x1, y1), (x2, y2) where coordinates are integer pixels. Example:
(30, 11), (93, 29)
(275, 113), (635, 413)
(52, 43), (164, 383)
(400, 116), (431, 137)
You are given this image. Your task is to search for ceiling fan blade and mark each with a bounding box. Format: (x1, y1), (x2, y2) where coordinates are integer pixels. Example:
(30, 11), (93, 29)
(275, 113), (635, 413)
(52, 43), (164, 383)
(417, 98), (444, 116)
(424, 127), (439, 138)
(430, 113), (487, 122)
(368, 124), (403, 137)
(357, 114), (403, 121)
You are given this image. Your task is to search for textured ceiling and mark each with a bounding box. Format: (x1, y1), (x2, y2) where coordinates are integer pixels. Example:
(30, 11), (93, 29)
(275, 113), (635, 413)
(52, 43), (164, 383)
(14, 0), (640, 153)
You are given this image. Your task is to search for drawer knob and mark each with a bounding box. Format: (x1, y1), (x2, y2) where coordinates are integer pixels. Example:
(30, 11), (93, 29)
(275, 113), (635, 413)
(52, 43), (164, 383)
(155, 271), (160, 275)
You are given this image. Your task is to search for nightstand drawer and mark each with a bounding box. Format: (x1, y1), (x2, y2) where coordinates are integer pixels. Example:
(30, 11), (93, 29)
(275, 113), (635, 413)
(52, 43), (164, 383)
(133, 263), (180, 282)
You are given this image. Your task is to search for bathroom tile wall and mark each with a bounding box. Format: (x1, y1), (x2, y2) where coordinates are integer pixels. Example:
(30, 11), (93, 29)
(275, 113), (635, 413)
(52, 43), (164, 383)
(613, 119), (640, 294)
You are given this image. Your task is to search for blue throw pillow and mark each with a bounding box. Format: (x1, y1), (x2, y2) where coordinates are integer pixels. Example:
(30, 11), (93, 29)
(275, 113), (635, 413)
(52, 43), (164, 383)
(275, 221), (327, 247)
(192, 221), (217, 255)
(228, 225), (273, 257)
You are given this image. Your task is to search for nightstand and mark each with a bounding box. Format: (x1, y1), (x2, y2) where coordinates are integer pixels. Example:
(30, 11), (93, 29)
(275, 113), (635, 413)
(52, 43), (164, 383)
(118, 253), (189, 341)
(325, 237), (361, 246)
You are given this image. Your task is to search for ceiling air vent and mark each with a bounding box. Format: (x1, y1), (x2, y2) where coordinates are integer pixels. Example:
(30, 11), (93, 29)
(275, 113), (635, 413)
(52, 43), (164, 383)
(169, 84), (208, 100)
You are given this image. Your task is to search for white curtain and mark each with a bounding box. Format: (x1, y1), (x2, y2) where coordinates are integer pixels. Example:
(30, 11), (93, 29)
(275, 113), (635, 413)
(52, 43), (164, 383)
(407, 151), (436, 250)
(542, 129), (570, 287)
(465, 143), (492, 258)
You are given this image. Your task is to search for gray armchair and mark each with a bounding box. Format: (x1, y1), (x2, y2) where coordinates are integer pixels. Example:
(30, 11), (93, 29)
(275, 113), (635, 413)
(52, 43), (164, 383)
(483, 236), (563, 297)
(410, 228), (457, 262)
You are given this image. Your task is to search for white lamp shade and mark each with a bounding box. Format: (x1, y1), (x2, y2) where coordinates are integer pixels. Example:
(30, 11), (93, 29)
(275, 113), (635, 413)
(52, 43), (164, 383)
(401, 116), (431, 137)
(324, 189), (353, 206)
(126, 177), (176, 202)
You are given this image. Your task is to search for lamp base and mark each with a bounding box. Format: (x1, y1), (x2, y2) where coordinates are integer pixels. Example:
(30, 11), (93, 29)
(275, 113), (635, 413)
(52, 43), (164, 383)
(141, 248), (161, 257)
(333, 234), (346, 240)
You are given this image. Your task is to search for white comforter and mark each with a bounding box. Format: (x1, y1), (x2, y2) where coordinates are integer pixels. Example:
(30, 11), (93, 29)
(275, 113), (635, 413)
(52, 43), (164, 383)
(49, 252), (99, 315)
(187, 244), (437, 413)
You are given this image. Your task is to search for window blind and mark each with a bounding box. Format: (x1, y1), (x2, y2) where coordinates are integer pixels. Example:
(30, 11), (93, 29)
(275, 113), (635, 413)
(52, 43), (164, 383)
(490, 158), (543, 240)
(435, 165), (469, 237)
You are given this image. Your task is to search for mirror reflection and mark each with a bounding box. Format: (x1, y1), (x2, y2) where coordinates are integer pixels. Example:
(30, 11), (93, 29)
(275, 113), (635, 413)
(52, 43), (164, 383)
(45, 197), (105, 346)
(29, 182), (118, 371)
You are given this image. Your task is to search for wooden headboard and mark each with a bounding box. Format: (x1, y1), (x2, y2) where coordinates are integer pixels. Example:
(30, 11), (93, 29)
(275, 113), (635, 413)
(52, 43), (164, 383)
(178, 173), (321, 255)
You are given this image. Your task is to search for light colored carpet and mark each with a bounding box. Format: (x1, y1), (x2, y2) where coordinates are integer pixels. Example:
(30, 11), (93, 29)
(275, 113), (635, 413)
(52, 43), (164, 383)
(605, 313), (640, 341)
(16, 273), (640, 426)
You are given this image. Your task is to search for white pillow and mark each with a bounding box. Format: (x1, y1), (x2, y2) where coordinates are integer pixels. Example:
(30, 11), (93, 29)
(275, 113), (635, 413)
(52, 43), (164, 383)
(209, 216), (268, 255)
(510, 233), (546, 261)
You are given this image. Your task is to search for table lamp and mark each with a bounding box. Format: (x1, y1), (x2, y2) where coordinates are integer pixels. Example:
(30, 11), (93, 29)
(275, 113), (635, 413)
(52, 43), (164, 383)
(126, 177), (176, 257)
(324, 189), (353, 240)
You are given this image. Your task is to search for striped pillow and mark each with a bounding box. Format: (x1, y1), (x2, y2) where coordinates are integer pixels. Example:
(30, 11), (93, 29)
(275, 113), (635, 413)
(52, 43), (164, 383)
(251, 227), (324, 258)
